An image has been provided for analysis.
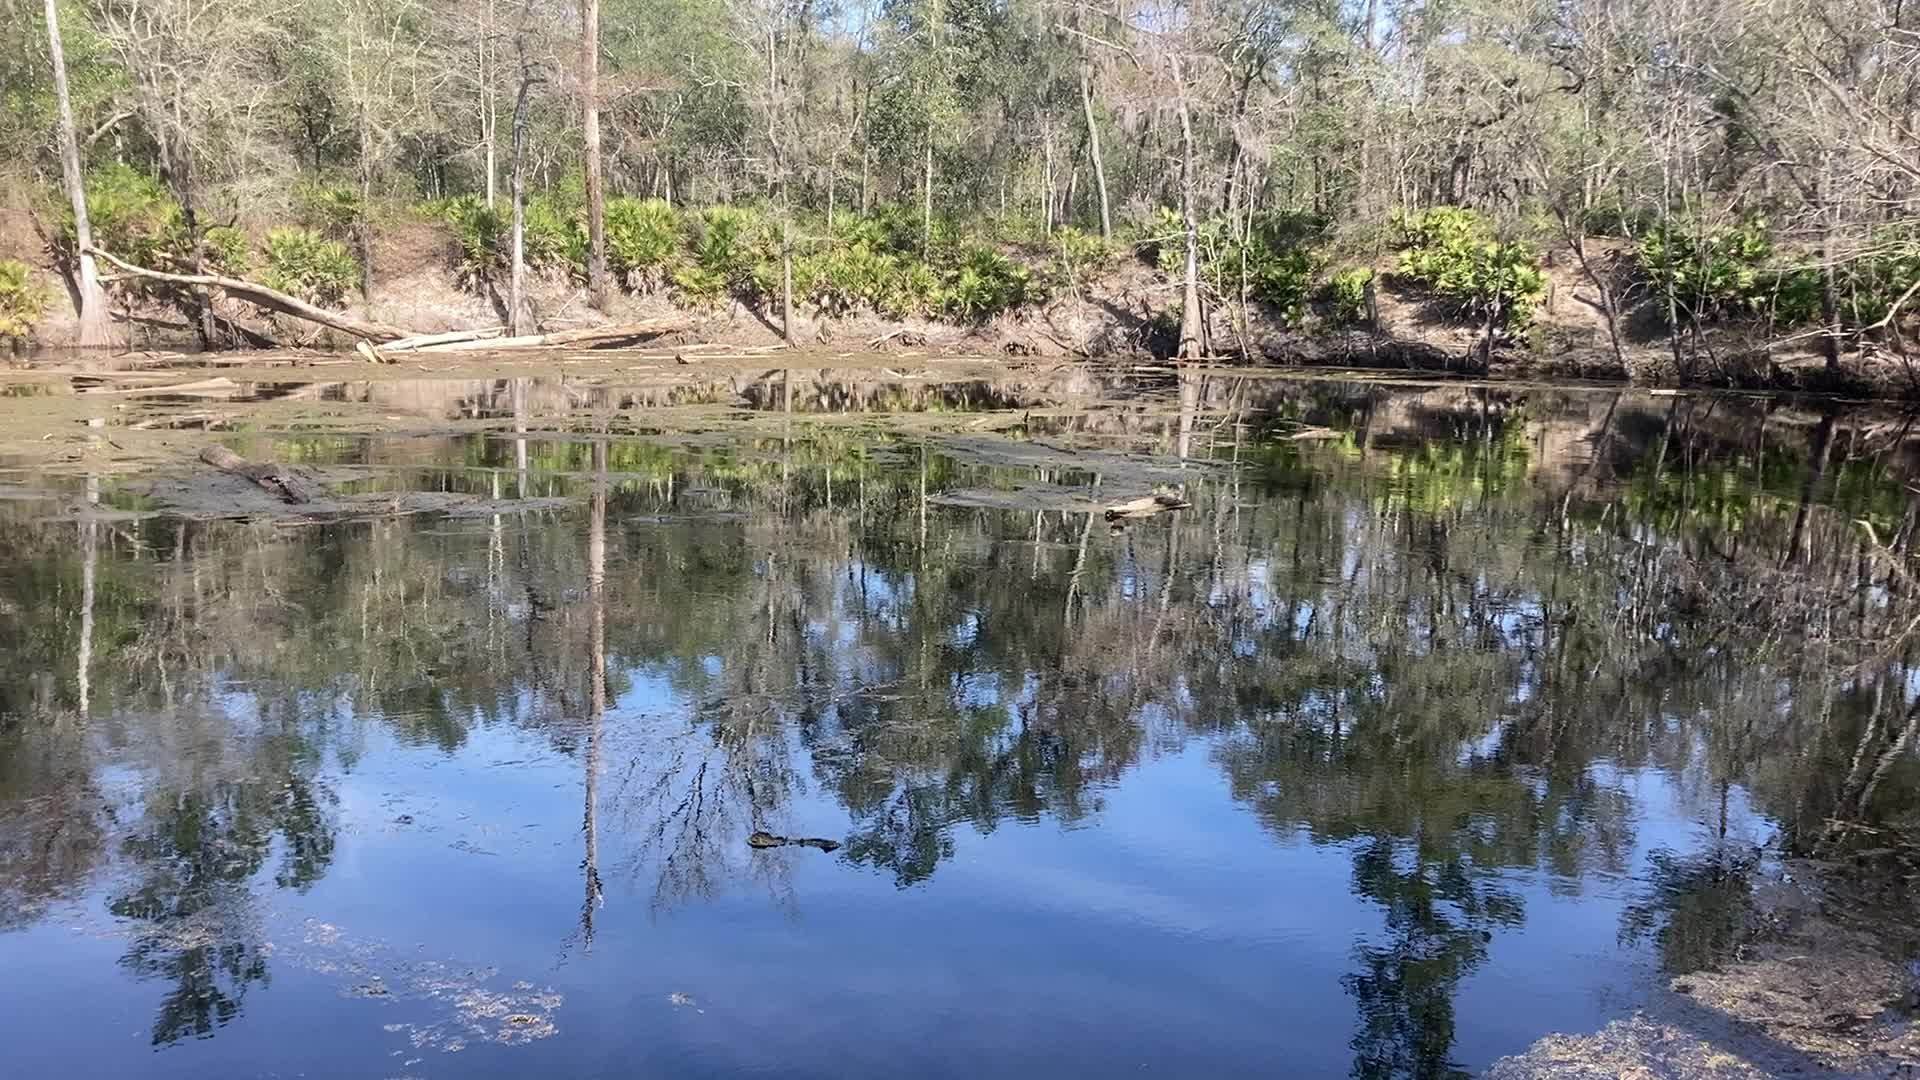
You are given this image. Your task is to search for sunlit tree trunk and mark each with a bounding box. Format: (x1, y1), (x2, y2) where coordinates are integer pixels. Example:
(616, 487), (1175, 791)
(922, 136), (935, 256)
(508, 39), (537, 336)
(45, 0), (112, 349)
(582, 0), (609, 311)
(1171, 53), (1207, 360)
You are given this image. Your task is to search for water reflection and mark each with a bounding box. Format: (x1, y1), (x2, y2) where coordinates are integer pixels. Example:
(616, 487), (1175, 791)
(2, 376), (1918, 1076)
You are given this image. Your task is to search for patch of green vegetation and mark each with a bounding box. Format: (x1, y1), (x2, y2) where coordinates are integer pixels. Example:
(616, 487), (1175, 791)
(0, 260), (50, 343)
(1329, 267), (1374, 326)
(1140, 208), (1329, 326)
(1394, 207), (1546, 335)
(1640, 216), (1920, 333)
(293, 182), (364, 240)
(603, 197), (679, 291)
(260, 228), (359, 307)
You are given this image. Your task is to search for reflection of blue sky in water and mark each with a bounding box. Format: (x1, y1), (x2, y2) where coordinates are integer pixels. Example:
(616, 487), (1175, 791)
(0, 378), (1908, 1078)
(7, 671), (1771, 1078)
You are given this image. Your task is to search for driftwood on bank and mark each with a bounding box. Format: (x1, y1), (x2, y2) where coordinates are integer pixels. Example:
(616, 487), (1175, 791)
(379, 327), (509, 352)
(361, 318), (693, 360)
(199, 444), (316, 504)
(85, 246), (413, 342)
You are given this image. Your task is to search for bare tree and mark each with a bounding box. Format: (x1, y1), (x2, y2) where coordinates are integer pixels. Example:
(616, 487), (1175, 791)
(43, 0), (113, 348)
(582, 0), (608, 311)
(508, 32), (542, 336)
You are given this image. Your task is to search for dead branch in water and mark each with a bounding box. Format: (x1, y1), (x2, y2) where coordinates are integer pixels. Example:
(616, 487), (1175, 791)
(199, 444), (317, 504)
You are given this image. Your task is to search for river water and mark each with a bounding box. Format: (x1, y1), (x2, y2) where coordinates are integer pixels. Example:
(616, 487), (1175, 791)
(1, 368), (1915, 1078)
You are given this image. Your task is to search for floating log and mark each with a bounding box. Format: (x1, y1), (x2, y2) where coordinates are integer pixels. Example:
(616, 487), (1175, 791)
(1103, 492), (1192, 522)
(86, 246), (414, 342)
(199, 444), (316, 504)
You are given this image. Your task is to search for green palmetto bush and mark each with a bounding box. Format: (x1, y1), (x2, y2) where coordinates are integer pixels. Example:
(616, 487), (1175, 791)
(1329, 267), (1374, 326)
(939, 247), (1035, 320)
(1395, 207), (1546, 335)
(260, 228), (359, 307)
(603, 197), (680, 291)
(0, 261), (51, 343)
(1640, 216), (1920, 333)
(688, 205), (770, 288)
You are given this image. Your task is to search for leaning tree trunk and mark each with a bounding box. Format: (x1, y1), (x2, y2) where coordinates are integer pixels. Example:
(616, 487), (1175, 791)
(582, 0), (608, 312)
(44, 0), (112, 349)
(1080, 62), (1112, 240)
(1171, 53), (1207, 360)
(84, 246), (416, 341)
(508, 41), (537, 337)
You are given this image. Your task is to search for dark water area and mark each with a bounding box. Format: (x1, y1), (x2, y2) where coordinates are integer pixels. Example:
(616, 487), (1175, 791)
(4, 372), (1920, 1078)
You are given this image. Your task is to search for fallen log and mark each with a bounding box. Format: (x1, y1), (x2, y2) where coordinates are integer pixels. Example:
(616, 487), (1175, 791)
(199, 444), (317, 504)
(407, 318), (695, 352)
(86, 246), (414, 342)
(379, 327), (509, 352)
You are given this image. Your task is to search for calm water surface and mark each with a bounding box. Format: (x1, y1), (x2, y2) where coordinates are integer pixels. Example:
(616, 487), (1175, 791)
(2, 372), (1915, 1078)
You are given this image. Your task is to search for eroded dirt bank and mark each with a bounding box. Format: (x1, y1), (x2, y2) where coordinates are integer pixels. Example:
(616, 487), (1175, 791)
(1490, 856), (1920, 1080)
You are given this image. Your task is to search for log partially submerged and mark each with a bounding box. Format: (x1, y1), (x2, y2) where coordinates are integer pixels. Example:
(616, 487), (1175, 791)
(86, 246), (413, 342)
(1104, 491), (1192, 522)
(199, 444), (316, 504)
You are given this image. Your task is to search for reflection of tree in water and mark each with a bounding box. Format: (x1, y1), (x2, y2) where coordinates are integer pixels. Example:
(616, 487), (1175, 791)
(1618, 845), (1761, 976)
(1, 381), (1919, 1063)
(1345, 835), (1525, 1080)
(107, 734), (337, 1045)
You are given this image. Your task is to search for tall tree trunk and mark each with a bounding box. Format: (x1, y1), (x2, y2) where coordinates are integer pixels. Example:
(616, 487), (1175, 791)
(1080, 62), (1112, 239)
(922, 133), (934, 256)
(508, 41), (537, 336)
(1219, 65), (1256, 217)
(582, 0), (608, 311)
(174, 159), (213, 350)
(1171, 54), (1207, 360)
(356, 120), (376, 299)
(1042, 127), (1054, 235)
(45, 0), (113, 343)
(1819, 150), (1842, 371)
(781, 210), (794, 347)
(44, 0), (112, 349)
